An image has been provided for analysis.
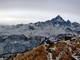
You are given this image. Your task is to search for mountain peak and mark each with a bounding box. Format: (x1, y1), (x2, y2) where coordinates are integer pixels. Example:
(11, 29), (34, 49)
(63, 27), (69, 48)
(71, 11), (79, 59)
(67, 20), (71, 24)
(51, 15), (65, 22)
(55, 15), (63, 20)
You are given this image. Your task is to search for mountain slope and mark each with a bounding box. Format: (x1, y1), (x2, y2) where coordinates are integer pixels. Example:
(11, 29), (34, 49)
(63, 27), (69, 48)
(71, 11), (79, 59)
(7, 45), (48, 60)
(7, 36), (80, 60)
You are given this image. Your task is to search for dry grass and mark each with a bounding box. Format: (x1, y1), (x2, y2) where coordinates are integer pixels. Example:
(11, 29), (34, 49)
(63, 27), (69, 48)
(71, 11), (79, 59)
(7, 45), (48, 60)
(7, 36), (80, 60)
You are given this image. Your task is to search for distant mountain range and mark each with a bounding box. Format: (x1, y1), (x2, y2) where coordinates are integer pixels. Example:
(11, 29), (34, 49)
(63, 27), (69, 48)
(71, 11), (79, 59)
(0, 15), (80, 36)
(0, 15), (80, 58)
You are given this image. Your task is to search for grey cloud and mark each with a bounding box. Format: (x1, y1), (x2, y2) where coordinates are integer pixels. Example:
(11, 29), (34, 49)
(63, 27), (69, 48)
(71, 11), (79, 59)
(0, 0), (80, 24)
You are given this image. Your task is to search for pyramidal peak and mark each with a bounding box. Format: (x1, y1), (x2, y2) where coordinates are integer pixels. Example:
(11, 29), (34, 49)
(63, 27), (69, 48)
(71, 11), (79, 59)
(55, 15), (63, 19)
(51, 15), (65, 22)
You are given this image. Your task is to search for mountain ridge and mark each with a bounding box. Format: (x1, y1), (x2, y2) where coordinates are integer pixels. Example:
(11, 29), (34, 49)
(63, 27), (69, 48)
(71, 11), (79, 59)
(0, 15), (79, 27)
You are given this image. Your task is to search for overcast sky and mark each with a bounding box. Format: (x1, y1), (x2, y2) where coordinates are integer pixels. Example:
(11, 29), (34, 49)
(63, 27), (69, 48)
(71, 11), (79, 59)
(0, 0), (80, 25)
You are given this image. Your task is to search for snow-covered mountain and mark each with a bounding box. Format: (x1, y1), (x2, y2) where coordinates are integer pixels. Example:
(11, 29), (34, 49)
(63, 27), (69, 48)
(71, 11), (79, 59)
(0, 15), (80, 57)
(0, 15), (80, 36)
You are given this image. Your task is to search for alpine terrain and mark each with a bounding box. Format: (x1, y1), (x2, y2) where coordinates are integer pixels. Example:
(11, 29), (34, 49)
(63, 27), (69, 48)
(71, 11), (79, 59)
(0, 15), (80, 60)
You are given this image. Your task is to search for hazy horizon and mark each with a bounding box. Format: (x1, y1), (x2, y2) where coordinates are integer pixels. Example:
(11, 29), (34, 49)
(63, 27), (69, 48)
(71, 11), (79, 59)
(0, 0), (80, 25)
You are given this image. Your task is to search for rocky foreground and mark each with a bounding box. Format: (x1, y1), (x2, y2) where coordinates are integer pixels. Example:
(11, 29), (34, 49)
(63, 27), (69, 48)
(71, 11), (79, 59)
(6, 35), (80, 60)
